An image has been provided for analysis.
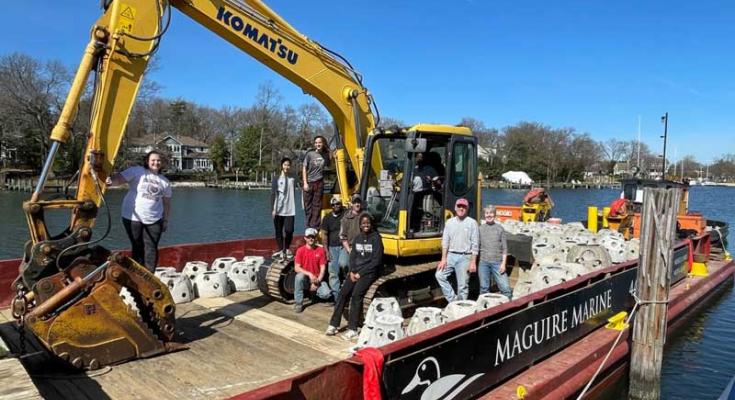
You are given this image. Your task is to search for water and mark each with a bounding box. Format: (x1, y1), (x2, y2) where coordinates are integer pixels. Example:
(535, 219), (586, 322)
(1, 186), (733, 397)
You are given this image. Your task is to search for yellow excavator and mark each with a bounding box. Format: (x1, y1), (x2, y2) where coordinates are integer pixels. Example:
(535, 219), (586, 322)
(12, 0), (479, 369)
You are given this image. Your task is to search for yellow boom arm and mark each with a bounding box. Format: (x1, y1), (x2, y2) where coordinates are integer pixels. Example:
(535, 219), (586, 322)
(27, 0), (375, 246)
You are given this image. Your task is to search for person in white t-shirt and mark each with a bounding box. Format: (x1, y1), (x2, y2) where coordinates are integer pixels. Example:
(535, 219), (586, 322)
(270, 157), (296, 261)
(106, 151), (172, 271)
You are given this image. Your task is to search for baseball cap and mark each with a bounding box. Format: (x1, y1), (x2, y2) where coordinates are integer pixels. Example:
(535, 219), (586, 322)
(351, 193), (363, 204)
(330, 197), (341, 205)
(455, 198), (469, 208)
(305, 228), (318, 237)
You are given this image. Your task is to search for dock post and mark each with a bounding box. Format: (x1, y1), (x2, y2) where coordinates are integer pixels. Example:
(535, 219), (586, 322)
(628, 187), (681, 400)
(587, 206), (598, 233)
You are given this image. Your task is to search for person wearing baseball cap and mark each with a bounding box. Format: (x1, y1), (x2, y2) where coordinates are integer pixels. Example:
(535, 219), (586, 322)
(292, 228), (331, 313)
(435, 197), (479, 302)
(320, 196), (347, 303)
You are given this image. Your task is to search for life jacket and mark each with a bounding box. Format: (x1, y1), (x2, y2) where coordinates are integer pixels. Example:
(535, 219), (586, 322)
(524, 188), (546, 204)
(609, 198), (629, 217)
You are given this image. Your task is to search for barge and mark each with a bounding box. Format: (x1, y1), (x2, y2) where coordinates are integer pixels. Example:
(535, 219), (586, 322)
(1, 224), (732, 399)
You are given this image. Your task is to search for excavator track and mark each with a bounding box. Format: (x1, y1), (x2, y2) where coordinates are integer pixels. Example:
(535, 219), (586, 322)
(257, 259), (296, 303)
(362, 261), (445, 317)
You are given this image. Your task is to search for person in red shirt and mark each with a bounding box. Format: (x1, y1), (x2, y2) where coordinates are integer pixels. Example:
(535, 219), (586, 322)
(293, 228), (331, 313)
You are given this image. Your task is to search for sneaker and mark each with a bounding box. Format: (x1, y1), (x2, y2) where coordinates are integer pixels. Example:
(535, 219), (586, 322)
(341, 329), (358, 341)
(272, 250), (284, 260)
(285, 249), (294, 260)
(293, 303), (304, 313)
(325, 325), (338, 336)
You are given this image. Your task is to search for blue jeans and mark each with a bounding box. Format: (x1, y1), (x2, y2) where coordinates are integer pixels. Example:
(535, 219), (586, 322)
(435, 253), (471, 302)
(327, 246), (348, 301)
(478, 260), (512, 299)
(294, 273), (331, 305)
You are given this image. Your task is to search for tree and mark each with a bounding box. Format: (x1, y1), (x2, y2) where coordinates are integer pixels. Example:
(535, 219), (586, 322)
(0, 53), (69, 169)
(208, 134), (229, 176)
(233, 125), (261, 179)
(251, 81), (283, 169)
(564, 133), (601, 182)
(600, 139), (630, 175)
(458, 117), (502, 178)
(670, 155), (701, 179)
(377, 116), (405, 129)
(710, 154), (735, 181)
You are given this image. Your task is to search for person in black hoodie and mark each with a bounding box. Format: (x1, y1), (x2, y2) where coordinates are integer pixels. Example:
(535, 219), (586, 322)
(325, 213), (384, 340)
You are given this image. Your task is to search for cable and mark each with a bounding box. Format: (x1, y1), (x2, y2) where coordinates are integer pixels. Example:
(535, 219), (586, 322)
(370, 94), (381, 128)
(576, 288), (670, 399)
(121, 0), (171, 42)
(54, 175), (112, 271)
(711, 226), (731, 259)
(576, 301), (640, 400)
(114, 0), (171, 58)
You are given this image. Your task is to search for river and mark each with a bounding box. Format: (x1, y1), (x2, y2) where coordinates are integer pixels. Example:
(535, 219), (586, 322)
(1, 186), (733, 398)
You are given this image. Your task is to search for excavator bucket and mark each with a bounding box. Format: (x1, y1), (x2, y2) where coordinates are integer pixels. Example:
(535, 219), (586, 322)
(21, 255), (183, 369)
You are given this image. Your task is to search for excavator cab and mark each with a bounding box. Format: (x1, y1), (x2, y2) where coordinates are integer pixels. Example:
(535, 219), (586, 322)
(359, 125), (479, 257)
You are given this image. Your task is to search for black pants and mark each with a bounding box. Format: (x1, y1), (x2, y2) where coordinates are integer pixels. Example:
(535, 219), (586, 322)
(303, 180), (324, 229)
(273, 215), (294, 252)
(329, 272), (377, 330)
(122, 218), (163, 272)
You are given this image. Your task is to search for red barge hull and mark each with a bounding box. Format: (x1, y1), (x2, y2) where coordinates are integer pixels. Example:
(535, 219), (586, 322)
(1, 234), (732, 400)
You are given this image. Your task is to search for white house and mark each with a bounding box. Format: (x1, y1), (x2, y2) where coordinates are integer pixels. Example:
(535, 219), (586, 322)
(127, 134), (213, 172)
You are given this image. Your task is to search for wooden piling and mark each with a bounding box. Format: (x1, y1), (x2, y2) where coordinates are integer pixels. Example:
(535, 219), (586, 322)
(628, 187), (682, 400)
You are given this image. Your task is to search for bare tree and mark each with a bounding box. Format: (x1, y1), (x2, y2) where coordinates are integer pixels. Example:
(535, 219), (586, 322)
(0, 53), (70, 167)
(252, 81), (283, 168)
(600, 138), (630, 175)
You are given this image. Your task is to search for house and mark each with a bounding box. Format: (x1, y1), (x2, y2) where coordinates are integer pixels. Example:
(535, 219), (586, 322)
(0, 145), (18, 168)
(127, 134), (213, 172)
(612, 161), (633, 177)
(477, 145), (495, 162)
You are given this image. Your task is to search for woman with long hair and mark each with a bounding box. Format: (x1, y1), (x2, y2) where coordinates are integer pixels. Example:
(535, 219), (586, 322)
(106, 150), (172, 271)
(302, 135), (330, 229)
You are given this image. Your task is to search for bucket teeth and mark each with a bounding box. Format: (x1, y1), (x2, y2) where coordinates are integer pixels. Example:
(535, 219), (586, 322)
(119, 286), (141, 317)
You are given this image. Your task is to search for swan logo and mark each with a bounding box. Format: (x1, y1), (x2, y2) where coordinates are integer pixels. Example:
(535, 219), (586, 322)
(401, 357), (483, 400)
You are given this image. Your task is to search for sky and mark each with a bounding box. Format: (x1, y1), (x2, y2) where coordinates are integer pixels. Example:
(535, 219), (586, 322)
(2, 0), (734, 163)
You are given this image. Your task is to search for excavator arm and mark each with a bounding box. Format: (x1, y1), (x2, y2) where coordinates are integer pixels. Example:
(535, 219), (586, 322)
(15, 0), (376, 369)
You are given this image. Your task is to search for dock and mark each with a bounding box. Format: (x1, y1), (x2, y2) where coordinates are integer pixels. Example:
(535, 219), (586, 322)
(483, 181), (621, 190)
(204, 181), (270, 190)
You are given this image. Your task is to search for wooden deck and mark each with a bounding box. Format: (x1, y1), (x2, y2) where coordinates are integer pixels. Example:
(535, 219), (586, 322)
(0, 290), (353, 400)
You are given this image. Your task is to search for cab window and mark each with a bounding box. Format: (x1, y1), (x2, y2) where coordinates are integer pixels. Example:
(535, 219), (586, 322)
(450, 142), (476, 196)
